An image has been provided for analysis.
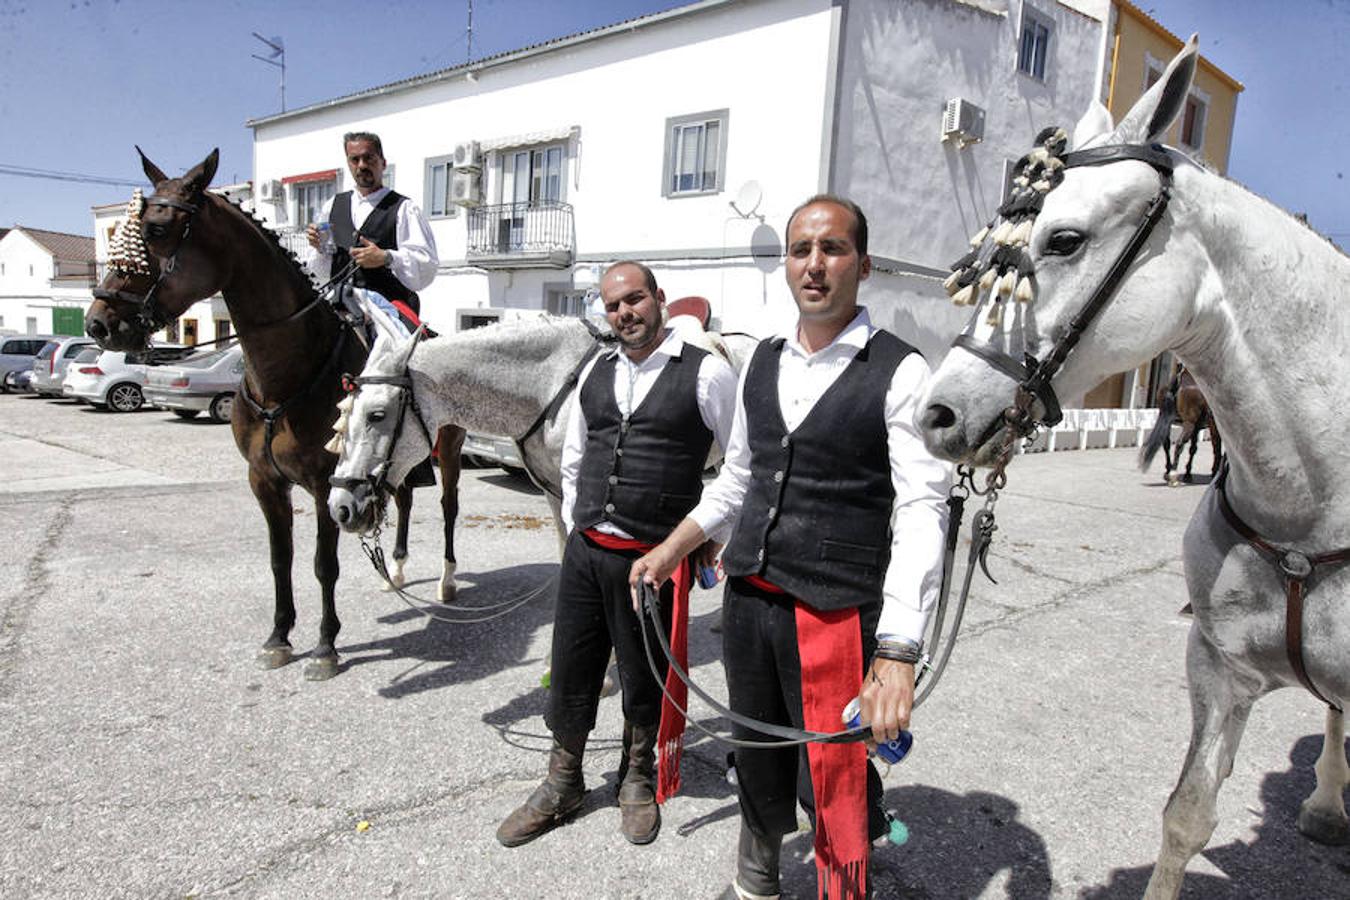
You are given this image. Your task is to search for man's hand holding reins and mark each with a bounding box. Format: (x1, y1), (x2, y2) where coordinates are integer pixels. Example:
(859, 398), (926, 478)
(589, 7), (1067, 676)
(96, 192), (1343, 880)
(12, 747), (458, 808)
(858, 658), (914, 749)
(629, 517), (709, 611)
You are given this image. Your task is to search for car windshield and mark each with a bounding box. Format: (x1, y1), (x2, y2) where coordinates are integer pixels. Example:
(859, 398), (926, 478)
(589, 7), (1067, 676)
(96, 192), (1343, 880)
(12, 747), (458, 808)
(36, 342), (56, 360)
(73, 347), (101, 363)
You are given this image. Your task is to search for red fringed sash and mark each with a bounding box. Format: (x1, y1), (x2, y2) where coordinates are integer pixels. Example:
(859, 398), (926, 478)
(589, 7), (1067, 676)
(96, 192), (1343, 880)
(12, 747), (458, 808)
(746, 572), (871, 900)
(582, 529), (690, 802)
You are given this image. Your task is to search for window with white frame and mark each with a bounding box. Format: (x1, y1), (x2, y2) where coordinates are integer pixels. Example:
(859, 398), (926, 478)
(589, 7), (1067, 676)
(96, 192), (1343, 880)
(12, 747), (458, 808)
(663, 109), (729, 197)
(1017, 6), (1052, 81)
(291, 177), (337, 228)
(498, 144), (566, 206)
(1181, 93), (1207, 149)
(424, 155), (460, 218)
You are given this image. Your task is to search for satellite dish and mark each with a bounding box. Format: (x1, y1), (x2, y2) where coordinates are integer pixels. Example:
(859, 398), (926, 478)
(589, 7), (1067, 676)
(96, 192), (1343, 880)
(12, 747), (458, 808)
(730, 180), (763, 218)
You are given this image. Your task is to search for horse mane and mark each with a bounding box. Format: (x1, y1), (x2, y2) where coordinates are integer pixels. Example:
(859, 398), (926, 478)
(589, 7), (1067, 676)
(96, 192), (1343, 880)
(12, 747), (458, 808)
(208, 190), (319, 301)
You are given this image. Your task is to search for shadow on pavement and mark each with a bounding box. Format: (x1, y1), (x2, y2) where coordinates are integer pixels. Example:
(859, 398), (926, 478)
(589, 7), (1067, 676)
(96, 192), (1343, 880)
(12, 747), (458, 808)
(1083, 733), (1350, 898)
(334, 562), (559, 696)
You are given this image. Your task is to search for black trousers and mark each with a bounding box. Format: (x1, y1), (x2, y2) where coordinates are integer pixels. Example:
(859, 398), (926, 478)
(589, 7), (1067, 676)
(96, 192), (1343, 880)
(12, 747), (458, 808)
(722, 577), (887, 841)
(545, 530), (673, 737)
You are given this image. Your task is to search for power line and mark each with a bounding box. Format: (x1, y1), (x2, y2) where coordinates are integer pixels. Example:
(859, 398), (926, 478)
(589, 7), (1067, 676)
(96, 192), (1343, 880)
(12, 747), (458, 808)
(0, 163), (145, 188)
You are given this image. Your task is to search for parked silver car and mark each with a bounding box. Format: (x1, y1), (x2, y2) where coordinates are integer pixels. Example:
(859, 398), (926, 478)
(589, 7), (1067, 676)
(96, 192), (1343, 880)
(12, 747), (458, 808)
(62, 344), (191, 412)
(31, 336), (96, 397)
(0, 334), (56, 393)
(144, 344), (244, 423)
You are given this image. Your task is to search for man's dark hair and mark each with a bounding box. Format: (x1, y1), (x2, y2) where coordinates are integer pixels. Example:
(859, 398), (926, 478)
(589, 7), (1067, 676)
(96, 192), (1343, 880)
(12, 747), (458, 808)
(603, 260), (660, 297)
(342, 131), (385, 160)
(785, 194), (869, 256)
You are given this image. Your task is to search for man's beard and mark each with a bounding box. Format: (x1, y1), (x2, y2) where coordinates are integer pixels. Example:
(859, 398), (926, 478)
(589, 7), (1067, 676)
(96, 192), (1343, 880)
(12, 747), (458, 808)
(618, 318), (660, 352)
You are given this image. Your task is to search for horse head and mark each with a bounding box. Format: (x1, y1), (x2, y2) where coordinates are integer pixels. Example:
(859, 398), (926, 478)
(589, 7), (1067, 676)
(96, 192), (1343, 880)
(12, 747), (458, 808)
(920, 37), (1204, 466)
(327, 317), (431, 534)
(98, 148), (224, 348)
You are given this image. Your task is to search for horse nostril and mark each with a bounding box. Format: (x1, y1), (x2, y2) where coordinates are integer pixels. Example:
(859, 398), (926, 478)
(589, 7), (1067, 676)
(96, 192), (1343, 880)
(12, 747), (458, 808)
(921, 404), (957, 431)
(335, 505), (350, 524)
(87, 319), (108, 341)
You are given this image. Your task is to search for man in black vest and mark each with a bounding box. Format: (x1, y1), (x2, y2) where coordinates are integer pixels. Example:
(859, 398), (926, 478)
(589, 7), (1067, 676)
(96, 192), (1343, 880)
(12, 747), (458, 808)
(631, 197), (950, 900)
(497, 261), (736, 850)
(305, 131), (438, 325)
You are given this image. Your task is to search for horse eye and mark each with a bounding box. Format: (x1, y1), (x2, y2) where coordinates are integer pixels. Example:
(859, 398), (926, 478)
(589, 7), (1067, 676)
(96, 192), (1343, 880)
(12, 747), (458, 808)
(367, 409), (386, 423)
(1044, 229), (1086, 257)
(145, 223), (168, 240)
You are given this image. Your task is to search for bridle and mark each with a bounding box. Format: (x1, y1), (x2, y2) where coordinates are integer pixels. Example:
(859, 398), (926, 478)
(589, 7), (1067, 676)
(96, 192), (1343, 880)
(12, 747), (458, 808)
(93, 190), (205, 336)
(328, 365), (434, 497)
(954, 141), (1175, 483)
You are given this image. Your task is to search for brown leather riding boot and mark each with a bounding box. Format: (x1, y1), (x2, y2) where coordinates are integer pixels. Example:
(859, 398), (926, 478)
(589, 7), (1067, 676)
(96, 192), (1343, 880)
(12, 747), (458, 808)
(495, 733), (587, 848)
(617, 721), (661, 845)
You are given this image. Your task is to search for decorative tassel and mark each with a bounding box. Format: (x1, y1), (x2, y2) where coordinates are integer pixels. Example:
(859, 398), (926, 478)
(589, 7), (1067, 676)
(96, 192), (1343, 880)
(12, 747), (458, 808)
(1032, 179), (1051, 193)
(1015, 276), (1034, 303)
(998, 269), (1017, 298)
(991, 220), (1014, 245)
(952, 284), (975, 307)
(969, 225), (989, 248)
(978, 267), (998, 293)
(1010, 219), (1034, 247)
(985, 300), (1003, 327)
(324, 434), (344, 455)
(942, 270), (961, 296)
(950, 249), (978, 272)
(337, 394), (355, 414)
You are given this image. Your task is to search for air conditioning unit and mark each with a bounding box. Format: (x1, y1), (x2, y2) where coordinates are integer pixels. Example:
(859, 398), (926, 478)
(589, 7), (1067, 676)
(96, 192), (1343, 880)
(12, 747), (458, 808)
(452, 141), (483, 171)
(941, 98), (985, 146)
(258, 179), (284, 204)
(451, 170), (482, 207)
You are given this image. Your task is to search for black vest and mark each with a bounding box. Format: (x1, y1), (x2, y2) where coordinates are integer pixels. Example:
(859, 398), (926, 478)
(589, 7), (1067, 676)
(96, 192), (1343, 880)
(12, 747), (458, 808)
(331, 190), (419, 311)
(721, 329), (916, 610)
(572, 345), (714, 544)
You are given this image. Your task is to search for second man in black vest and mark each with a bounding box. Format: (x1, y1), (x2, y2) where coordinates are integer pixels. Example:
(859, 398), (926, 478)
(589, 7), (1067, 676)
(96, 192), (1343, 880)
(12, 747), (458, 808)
(497, 261), (737, 849)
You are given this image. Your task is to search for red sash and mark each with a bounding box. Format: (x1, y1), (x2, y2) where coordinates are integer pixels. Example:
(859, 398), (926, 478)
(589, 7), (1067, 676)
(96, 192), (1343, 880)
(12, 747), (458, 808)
(389, 300), (420, 329)
(748, 575), (868, 900)
(582, 529), (690, 803)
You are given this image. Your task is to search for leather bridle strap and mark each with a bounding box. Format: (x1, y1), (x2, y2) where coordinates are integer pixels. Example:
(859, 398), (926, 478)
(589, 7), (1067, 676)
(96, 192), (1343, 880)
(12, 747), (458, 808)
(1213, 466), (1350, 710)
(516, 320), (615, 445)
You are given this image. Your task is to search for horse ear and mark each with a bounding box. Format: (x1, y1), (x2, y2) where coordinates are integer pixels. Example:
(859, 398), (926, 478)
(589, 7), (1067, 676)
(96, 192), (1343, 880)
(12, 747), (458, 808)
(1113, 35), (1199, 145)
(183, 149), (220, 195)
(1071, 99), (1114, 151)
(136, 146), (168, 186)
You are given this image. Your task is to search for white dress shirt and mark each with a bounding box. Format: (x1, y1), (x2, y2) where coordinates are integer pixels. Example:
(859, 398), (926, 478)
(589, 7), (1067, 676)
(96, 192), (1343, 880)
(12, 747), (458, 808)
(688, 307), (952, 645)
(560, 328), (738, 538)
(304, 187), (439, 292)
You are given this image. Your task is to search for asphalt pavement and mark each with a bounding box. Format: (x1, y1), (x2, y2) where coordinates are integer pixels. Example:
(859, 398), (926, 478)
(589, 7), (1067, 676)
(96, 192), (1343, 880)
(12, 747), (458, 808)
(0, 393), (1345, 898)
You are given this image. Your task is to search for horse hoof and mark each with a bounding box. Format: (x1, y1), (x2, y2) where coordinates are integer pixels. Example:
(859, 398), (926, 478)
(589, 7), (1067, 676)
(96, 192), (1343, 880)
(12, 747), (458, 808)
(438, 581), (458, 604)
(303, 656), (341, 682)
(256, 646), (293, 669)
(1297, 801), (1350, 845)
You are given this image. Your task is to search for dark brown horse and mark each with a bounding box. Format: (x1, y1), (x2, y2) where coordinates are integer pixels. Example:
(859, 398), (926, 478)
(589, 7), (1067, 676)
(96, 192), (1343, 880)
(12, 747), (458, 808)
(1140, 367), (1223, 485)
(85, 149), (465, 680)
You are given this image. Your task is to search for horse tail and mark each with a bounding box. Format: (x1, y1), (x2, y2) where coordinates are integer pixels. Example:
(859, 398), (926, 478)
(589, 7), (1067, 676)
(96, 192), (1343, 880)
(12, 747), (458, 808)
(1139, 389), (1178, 471)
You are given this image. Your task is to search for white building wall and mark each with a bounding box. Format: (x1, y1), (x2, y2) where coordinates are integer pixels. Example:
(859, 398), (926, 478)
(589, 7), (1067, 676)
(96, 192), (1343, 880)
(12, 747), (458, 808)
(251, 0), (835, 337)
(831, 0), (1104, 364)
(0, 230), (93, 335)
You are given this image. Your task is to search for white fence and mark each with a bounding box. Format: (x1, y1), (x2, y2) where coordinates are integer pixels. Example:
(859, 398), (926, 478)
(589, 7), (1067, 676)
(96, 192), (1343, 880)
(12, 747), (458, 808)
(1018, 407), (1160, 454)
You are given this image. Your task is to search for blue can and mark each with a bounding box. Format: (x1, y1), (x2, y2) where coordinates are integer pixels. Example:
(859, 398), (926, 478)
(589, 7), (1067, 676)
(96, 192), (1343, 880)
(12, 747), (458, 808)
(841, 697), (913, 765)
(696, 564), (720, 590)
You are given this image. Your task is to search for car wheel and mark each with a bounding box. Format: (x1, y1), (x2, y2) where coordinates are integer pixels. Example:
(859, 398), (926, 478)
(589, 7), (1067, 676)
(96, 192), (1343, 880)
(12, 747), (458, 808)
(108, 383), (144, 412)
(209, 392), (234, 423)
(172, 409), (200, 420)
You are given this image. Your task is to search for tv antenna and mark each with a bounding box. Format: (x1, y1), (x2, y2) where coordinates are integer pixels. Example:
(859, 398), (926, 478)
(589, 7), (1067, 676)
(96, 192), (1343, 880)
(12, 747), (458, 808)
(251, 33), (286, 112)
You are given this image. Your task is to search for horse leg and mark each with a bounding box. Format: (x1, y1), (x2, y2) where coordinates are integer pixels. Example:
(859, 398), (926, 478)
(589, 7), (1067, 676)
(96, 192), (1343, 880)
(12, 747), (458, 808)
(1209, 423), (1223, 477)
(304, 490), (343, 681)
(436, 426), (465, 603)
(1297, 707), (1350, 844)
(385, 483), (412, 591)
(251, 470), (297, 669)
(1144, 628), (1258, 900)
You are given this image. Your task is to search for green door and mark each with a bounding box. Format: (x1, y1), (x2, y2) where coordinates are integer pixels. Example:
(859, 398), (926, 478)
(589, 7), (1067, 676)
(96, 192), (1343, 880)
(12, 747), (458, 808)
(52, 307), (84, 336)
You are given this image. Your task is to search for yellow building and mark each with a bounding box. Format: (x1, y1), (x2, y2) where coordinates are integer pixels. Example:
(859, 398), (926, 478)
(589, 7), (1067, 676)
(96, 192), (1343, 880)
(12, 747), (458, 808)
(1082, 0), (1243, 408)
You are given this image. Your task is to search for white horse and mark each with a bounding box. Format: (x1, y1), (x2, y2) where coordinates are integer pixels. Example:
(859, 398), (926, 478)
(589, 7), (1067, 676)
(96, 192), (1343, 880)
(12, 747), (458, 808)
(918, 38), (1350, 900)
(327, 311), (756, 599)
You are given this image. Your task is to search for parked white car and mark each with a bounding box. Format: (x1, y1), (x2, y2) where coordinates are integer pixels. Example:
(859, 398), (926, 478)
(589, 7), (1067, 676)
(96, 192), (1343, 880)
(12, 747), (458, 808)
(144, 344), (244, 423)
(62, 344), (190, 412)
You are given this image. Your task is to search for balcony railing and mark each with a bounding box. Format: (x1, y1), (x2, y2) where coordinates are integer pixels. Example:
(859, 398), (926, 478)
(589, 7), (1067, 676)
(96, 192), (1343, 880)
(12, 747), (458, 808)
(466, 201), (574, 268)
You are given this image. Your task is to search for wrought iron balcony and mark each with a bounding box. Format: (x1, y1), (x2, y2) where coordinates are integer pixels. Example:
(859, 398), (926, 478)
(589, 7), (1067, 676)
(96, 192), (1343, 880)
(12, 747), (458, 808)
(466, 201), (575, 268)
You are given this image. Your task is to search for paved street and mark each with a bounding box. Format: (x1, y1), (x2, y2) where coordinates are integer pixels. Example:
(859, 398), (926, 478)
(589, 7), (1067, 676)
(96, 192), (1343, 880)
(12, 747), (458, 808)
(0, 393), (1344, 898)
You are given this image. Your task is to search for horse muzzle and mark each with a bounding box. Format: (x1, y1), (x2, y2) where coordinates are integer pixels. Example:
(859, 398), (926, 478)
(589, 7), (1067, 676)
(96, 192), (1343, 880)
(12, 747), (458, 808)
(328, 482), (380, 534)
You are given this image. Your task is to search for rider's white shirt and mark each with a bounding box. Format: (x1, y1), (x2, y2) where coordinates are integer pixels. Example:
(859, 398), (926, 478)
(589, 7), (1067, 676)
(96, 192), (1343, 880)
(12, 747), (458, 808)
(688, 307), (952, 645)
(559, 328), (738, 538)
(303, 187), (439, 293)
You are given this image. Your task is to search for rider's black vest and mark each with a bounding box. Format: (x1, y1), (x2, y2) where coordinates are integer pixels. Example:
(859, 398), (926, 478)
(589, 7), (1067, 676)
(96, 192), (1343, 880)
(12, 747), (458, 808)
(331, 189), (419, 313)
(721, 330), (916, 610)
(572, 346), (714, 544)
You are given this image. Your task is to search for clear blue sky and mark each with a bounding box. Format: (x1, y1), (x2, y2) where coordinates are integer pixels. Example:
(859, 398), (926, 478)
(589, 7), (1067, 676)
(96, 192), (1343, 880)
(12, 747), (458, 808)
(1, 0), (1346, 244)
